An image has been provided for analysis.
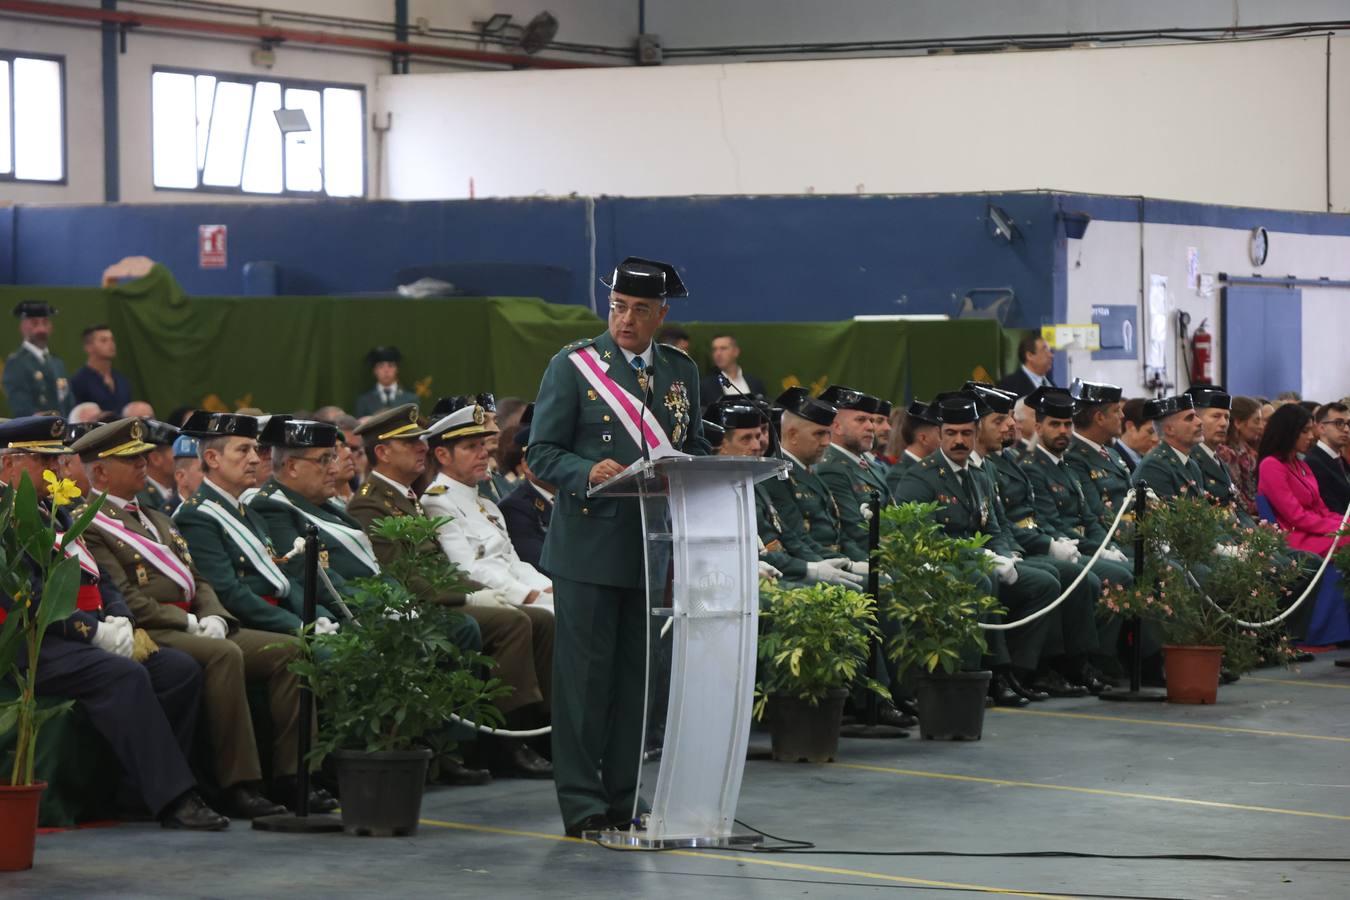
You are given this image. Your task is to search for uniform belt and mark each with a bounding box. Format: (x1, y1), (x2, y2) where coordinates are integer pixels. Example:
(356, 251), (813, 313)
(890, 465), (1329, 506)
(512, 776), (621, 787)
(262, 594), (281, 607)
(76, 584), (102, 612)
(1014, 516), (1037, 529)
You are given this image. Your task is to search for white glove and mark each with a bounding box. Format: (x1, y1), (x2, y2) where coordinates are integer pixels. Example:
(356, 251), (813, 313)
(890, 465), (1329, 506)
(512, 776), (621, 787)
(466, 588), (514, 607)
(1048, 538), (1081, 563)
(757, 560), (782, 580)
(183, 612), (199, 633)
(806, 560), (863, 587)
(384, 606), (420, 621)
(1214, 544), (1243, 559)
(859, 503), (874, 521)
(1145, 488), (1161, 504)
(1102, 547), (1128, 564)
(985, 551), (1019, 585)
(196, 615), (229, 640)
(313, 616), (340, 635)
(844, 560), (868, 577)
(92, 616), (133, 657)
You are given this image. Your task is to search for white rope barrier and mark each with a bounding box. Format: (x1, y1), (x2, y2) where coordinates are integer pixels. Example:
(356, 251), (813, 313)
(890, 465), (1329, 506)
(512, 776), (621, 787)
(1194, 500), (1350, 629)
(978, 488), (1138, 632)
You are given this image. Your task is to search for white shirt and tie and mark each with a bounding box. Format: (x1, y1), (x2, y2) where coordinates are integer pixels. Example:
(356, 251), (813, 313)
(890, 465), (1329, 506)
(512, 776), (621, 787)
(420, 472), (554, 610)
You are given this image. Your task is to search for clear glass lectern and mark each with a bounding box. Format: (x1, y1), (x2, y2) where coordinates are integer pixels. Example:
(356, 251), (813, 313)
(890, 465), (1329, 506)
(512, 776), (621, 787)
(585, 454), (788, 849)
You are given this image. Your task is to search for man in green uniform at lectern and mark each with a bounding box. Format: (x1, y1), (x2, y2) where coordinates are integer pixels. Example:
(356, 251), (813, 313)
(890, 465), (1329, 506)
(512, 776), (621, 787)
(528, 257), (710, 837)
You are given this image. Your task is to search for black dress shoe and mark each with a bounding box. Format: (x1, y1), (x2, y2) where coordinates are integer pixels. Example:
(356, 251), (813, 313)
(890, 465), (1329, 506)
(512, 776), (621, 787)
(501, 740), (554, 779)
(1032, 670), (1089, 698)
(564, 813), (612, 838)
(220, 784), (287, 820)
(160, 791), (230, 831)
(875, 703), (918, 729)
(988, 673), (1030, 708)
(1005, 671), (1049, 702)
(1078, 665), (1112, 695)
(895, 698), (920, 719)
(270, 777), (341, 814)
(435, 758), (493, 786)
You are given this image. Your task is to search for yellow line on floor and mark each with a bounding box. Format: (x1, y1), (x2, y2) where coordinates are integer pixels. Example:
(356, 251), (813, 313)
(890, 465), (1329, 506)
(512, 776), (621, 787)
(1244, 675), (1350, 691)
(417, 817), (1075, 898)
(835, 763), (1350, 822)
(989, 706), (1350, 742)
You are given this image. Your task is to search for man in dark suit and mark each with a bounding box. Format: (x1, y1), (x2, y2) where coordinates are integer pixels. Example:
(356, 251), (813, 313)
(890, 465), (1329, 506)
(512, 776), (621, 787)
(699, 332), (767, 401)
(499, 415), (553, 570)
(997, 334), (1055, 398)
(353, 346), (419, 418)
(1307, 401), (1350, 514)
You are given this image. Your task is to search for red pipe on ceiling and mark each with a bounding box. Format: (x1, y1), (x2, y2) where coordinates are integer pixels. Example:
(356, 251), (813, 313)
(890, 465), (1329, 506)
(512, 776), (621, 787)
(0, 0), (610, 69)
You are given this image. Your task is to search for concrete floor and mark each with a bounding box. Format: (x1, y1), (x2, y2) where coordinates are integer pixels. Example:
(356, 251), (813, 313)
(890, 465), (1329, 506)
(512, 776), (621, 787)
(8, 656), (1350, 899)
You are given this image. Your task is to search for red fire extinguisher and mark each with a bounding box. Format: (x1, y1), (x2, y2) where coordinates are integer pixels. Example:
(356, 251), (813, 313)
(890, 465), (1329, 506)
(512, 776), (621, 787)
(1190, 319), (1213, 385)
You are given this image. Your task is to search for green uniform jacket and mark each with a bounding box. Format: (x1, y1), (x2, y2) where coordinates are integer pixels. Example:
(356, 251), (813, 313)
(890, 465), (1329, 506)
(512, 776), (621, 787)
(3, 345), (73, 416)
(776, 454), (851, 560)
(527, 332), (709, 590)
(250, 477), (379, 595)
(756, 482), (815, 581)
(1130, 442), (1205, 501)
(967, 455), (1024, 558)
(81, 500), (238, 633)
(1020, 446), (1119, 555)
(175, 482), (322, 632)
(354, 386), (420, 419)
(893, 451), (994, 541)
(816, 444), (892, 562)
(988, 449), (1055, 556)
(883, 450), (927, 496)
(345, 474), (482, 606)
(1194, 445), (1257, 528)
(1063, 436), (1133, 528)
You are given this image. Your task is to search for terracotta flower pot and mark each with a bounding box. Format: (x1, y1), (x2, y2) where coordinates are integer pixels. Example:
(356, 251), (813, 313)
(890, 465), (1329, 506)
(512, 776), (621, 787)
(1162, 644), (1224, 704)
(0, 781), (46, 871)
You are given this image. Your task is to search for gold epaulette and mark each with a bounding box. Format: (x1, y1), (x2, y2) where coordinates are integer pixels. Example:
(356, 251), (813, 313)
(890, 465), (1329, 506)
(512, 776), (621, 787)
(425, 485), (448, 496)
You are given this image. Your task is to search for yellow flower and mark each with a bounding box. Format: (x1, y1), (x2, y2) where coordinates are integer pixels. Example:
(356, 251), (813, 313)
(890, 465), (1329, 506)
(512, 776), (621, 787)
(43, 469), (82, 507)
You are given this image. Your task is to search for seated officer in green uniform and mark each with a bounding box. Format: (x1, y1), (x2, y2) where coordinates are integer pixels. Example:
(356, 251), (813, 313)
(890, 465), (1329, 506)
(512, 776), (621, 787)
(528, 256), (710, 836)
(4, 300), (74, 416)
(174, 412), (335, 635)
(1064, 379), (1133, 526)
(867, 400), (894, 475)
(962, 384), (1109, 696)
(815, 385), (891, 563)
(74, 417), (325, 818)
(893, 395), (1061, 702)
(1185, 385), (1254, 526)
(1129, 394), (1206, 501)
(249, 417), (379, 602)
(884, 401), (940, 493)
(354, 346), (419, 419)
(1020, 388), (1136, 586)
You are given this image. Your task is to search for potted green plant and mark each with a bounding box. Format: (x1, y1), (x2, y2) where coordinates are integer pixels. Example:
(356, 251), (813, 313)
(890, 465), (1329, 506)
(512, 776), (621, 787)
(0, 470), (103, 870)
(1101, 496), (1298, 704)
(754, 581), (886, 762)
(877, 502), (1002, 741)
(294, 515), (508, 837)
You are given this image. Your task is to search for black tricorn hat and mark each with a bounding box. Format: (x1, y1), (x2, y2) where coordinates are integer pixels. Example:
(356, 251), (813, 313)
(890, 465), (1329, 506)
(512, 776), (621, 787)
(63, 420), (105, 446)
(1026, 386), (1077, 419)
(365, 346), (402, 366)
(906, 400), (940, 427)
(263, 417), (337, 449)
(179, 410), (259, 440)
(705, 400), (765, 431)
(934, 395), (979, 425)
(12, 300), (57, 319)
(876, 400), (894, 417)
(1070, 378), (1123, 405)
(818, 385), (882, 415)
(777, 390), (837, 428)
(1185, 384), (1232, 410)
(703, 419), (726, 449)
(431, 393), (496, 420)
(601, 257), (688, 301)
(1143, 394), (1196, 420)
(141, 419), (181, 447)
(962, 382), (1016, 416)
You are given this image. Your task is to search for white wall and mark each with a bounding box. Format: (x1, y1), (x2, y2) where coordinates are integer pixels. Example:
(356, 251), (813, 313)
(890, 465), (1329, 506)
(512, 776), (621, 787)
(1064, 218), (1350, 400)
(380, 36), (1350, 211)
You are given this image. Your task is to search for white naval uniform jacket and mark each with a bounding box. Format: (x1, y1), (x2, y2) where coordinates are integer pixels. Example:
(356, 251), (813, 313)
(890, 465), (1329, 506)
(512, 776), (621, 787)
(420, 471), (554, 609)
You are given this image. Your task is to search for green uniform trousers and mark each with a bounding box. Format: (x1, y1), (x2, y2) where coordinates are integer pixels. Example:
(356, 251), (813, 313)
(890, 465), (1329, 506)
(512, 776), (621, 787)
(551, 575), (654, 828)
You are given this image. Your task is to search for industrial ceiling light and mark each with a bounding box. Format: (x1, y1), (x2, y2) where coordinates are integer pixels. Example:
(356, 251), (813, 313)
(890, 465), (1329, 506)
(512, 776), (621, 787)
(273, 108), (312, 135)
(475, 13), (513, 36)
(1059, 211), (1092, 240)
(518, 12), (559, 54)
(986, 204), (1021, 243)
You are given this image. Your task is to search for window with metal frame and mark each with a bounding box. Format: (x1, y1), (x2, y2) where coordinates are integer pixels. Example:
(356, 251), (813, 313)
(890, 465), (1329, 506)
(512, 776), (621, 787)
(151, 67), (365, 198)
(0, 51), (66, 184)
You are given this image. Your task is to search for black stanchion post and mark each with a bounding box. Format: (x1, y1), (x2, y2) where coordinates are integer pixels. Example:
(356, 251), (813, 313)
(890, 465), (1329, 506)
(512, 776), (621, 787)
(841, 491), (907, 738)
(1100, 482), (1165, 703)
(253, 524), (343, 832)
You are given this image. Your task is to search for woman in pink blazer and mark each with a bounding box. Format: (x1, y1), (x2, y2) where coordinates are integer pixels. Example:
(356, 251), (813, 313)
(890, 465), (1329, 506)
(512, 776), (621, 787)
(1257, 404), (1346, 554)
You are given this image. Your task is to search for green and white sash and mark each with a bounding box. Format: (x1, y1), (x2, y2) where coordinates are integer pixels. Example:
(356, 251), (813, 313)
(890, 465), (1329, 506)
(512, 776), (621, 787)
(196, 499), (289, 595)
(265, 490), (380, 576)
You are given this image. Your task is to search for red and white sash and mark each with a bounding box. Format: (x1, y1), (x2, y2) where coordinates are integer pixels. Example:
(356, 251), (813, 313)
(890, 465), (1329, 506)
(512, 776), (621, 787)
(54, 533), (100, 579)
(90, 510), (197, 601)
(568, 345), (683, 459)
